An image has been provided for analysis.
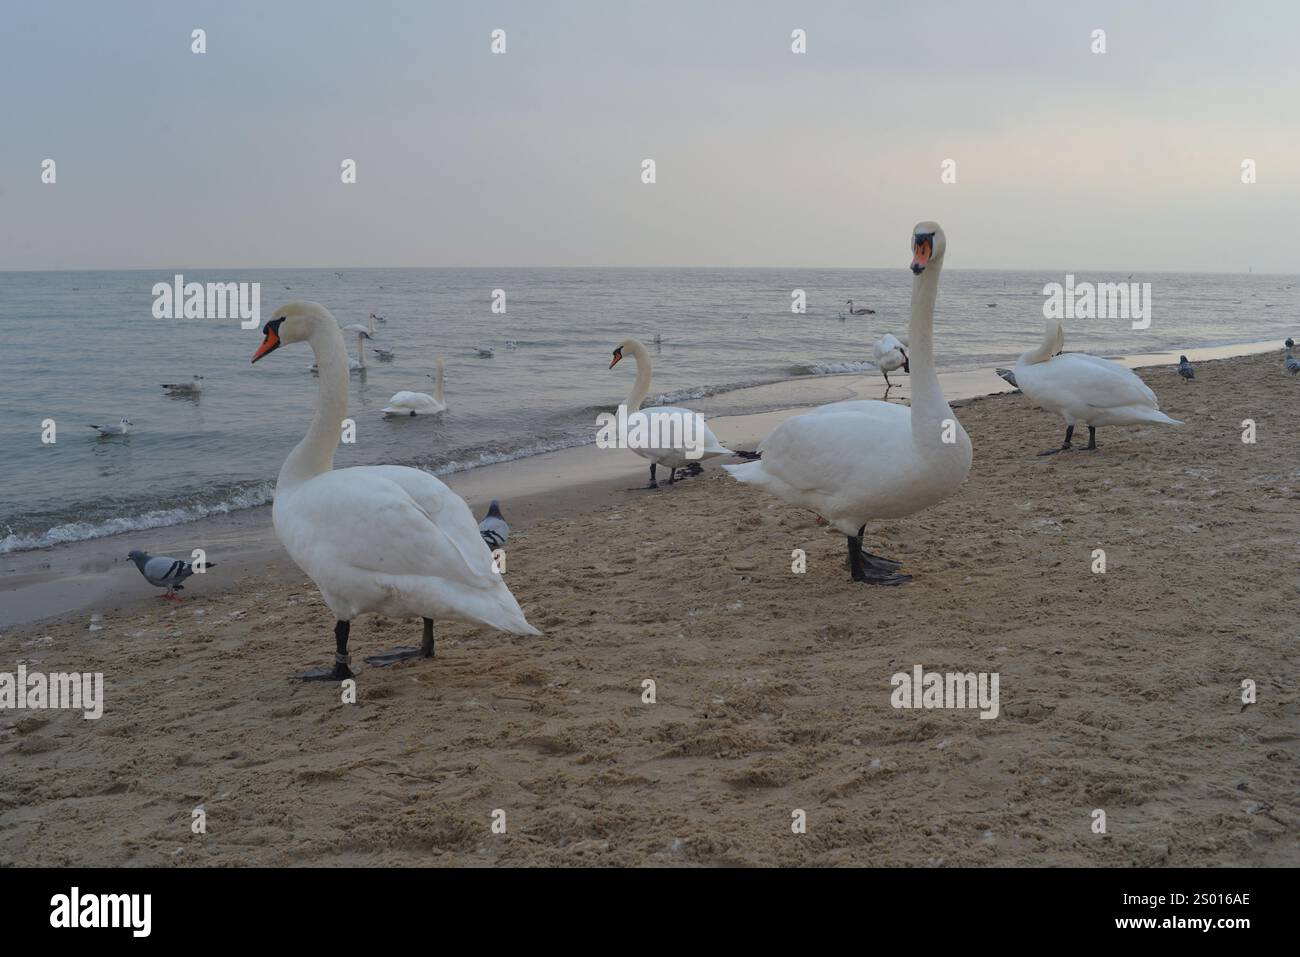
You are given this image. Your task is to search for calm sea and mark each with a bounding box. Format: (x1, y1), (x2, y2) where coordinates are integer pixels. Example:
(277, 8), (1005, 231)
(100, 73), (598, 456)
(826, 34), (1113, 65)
(1, 267), (1295, 553)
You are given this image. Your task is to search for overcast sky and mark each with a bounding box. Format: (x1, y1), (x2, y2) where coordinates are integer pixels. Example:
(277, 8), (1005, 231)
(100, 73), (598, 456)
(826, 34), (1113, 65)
(2, 1), (1297, 272)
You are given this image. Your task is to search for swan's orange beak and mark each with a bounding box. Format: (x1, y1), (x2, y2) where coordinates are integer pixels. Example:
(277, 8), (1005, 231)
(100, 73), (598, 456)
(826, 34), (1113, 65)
(911, 237), (932, 275)
(609, 349), (623, 369)
(251, 327), (280, 363)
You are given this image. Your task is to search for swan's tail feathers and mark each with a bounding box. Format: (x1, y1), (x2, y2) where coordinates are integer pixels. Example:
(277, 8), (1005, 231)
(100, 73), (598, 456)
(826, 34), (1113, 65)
(731, 449), (762, 460)
(723, 461), (765, 484)
(1120, 406), (1182, 426)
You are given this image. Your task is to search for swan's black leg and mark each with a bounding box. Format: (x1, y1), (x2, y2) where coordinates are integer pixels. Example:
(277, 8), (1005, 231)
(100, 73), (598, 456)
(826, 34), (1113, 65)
(848, 528), (911, 585)
(366, 617), (436, 667)
(294, 620), (354, 681)
(1038, 424), (1074, 456)
(901, 351), (910, 374)
(667, 467), (676, 484)
(1085, 426), (1098, 450)
(883, 370), (892, 388)
(631, 463), (659, 490)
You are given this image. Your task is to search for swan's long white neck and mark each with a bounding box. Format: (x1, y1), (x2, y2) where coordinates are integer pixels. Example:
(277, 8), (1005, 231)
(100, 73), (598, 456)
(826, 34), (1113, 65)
(907, 259), (951, 437)
(354, 331), (367, 369)
(433, 359), (445, 403)
(624, 341), (653, 411)
(1019, 316), (1063, 366)
(280, 322), (349, 490)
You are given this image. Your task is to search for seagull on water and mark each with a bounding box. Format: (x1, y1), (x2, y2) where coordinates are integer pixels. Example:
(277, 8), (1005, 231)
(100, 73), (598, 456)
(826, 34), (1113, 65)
(90, 419), (132, 437)
(161, 376), (203, 396)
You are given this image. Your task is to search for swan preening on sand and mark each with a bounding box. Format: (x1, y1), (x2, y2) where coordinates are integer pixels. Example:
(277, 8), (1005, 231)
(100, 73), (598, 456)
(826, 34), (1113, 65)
(383, 359), (447, 416)
(251, 302), (538, 681)
(726, 222), (972, 584)
(1012, 317), (1181, 454)
(871, 333), (910, 388)
(608, 338), (733, 488)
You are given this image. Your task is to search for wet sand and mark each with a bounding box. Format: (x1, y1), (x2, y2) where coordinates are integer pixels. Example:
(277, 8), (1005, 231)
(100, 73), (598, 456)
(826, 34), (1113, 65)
(1, 347), (1296, 866)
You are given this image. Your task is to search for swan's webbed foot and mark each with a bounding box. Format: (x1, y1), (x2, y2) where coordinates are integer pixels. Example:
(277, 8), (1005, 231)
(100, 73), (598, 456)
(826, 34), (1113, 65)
(294, 656), (354, 682)
(1038, 424), (1075, 456)
(848, 535), (911, 585)
(682, 462), (704, 476)
(632, 464), (661, 490)
(365, 618), (435, 666)
(732, 450), (761, 460)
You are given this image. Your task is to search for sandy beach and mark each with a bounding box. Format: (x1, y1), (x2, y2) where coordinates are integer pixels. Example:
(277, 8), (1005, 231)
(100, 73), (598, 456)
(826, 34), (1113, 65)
(1, 348), (1296, 867)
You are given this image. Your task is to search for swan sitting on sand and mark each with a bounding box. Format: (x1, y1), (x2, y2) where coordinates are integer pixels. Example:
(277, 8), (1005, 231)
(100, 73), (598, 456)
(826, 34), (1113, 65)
(251, 302), (538, 681)
(725, 222), (972, 585)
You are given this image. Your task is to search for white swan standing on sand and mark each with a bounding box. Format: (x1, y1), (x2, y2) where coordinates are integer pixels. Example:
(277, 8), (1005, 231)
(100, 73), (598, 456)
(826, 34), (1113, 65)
(871, 333), (910, 388)
(1013, 317), (1181, 454)
(251, 302), (539, 681)
(608, 338), (733, 488)
(725, 222), (972, 585)
(383, 359), (447, 416)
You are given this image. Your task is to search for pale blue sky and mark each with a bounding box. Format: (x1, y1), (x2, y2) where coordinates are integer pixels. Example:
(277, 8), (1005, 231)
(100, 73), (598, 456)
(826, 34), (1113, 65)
(1, 1), (1297, 271)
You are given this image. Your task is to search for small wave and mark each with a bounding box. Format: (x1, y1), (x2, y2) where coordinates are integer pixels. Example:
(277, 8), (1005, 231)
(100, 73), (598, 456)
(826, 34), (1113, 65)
(0, 483), (274, 555)
(797, 360), (876, 375)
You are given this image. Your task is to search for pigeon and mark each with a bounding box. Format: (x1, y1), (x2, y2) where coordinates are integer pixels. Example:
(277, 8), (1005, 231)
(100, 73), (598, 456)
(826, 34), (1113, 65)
(1286, 356), (1300, 375)
(478, 501), (509, 551)
(90, 418), (132, 436)
(161, 376), (203, 396)
(127, 550), (215, 599)
(1286, 338), (1295, 349)
(995, 368), (1019, 388)
(1176, 355), (1195, 381)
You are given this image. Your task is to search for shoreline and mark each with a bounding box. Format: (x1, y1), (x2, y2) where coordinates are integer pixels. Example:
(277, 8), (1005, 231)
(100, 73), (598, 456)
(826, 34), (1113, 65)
(2, 346), (1294, 866)
(0, 339), (1282, 632)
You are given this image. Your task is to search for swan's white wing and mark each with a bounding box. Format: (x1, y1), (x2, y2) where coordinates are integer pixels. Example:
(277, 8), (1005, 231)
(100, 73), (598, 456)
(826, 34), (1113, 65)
(277, 466), (537, 632)
(1023, 354), (1157, 411)
(754, 403), (915, 494)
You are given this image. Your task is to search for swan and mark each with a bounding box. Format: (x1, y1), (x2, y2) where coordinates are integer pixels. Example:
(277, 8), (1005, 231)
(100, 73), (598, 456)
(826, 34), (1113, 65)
(608, 338), (733, 488)
(383, 359), (447, 416)
(1012, 316), (1181, 454)
(846, 299), (875, 315)
(251, 302), (539, 680)
(725, 222), (971, 585)
(871, 333), (910, 388)
(310, 324), (370, 374)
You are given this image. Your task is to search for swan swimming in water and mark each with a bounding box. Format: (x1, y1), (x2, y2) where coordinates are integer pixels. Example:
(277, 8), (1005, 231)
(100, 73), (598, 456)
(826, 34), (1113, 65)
(383, 359), (447, 416)
(251, 302), (538, 681)
(725, 222), (972, 585)
(1012, 317), (1181, 454)
(608, 338), (733, 488)
(846, 299), (875, 316)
